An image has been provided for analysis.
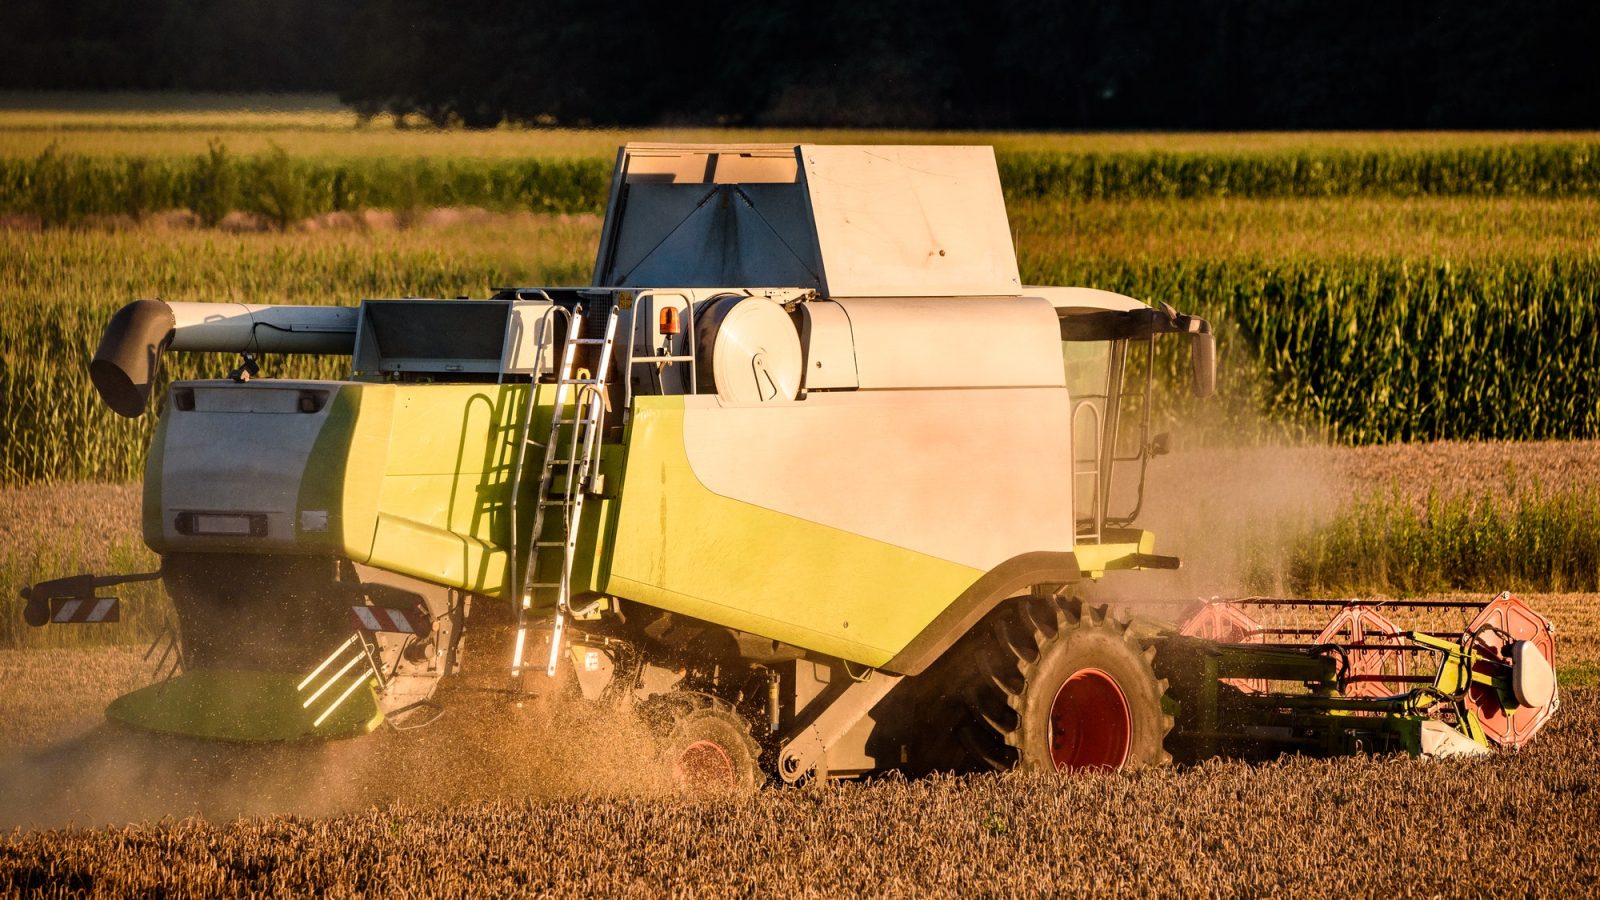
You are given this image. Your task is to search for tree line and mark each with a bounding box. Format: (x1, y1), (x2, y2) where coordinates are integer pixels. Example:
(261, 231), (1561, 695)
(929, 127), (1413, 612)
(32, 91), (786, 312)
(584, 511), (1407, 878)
(4, 0), (1597, 129)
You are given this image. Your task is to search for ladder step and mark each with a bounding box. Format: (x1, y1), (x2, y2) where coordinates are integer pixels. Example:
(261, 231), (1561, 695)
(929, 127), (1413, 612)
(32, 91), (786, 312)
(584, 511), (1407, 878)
(510, 307), (615, 604)
(539, 488), (593, 498)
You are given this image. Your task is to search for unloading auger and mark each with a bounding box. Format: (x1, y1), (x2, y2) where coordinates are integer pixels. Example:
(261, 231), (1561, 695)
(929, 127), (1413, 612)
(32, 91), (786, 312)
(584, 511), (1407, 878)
(19, 144), (1559, 784)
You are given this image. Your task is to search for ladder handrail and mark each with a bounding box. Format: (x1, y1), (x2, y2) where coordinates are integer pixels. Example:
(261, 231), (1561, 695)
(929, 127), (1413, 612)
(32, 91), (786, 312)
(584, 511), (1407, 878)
(542, 307), (619, 678)
(505, 303), (574, 611)
(1071, 398), (1103, 544)
(507, 303), (621, 684)
(621, 290), (700, 420)
(509, 304), (583, 682)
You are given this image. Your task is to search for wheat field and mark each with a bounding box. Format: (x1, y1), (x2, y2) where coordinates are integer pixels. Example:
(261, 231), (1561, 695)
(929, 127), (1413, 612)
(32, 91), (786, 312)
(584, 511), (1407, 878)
(0, 644), (1595, 895)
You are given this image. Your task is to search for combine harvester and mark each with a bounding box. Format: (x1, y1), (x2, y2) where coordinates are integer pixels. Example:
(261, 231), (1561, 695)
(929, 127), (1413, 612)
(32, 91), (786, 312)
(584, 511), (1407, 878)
(21, 145), (1558, 784)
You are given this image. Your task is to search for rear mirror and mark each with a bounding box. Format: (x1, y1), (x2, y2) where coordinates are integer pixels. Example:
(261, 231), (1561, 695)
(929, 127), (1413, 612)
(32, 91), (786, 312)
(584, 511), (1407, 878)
(1149, 432), (1172, 457)
(1190, 331), (1216, 399)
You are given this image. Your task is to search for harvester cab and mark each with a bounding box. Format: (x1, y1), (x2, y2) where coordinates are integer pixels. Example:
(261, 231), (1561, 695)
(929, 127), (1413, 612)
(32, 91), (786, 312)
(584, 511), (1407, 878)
(21, 144), (1557, 782)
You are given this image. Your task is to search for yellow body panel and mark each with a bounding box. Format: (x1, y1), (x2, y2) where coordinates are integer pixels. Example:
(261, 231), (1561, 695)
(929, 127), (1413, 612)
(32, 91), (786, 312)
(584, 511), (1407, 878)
(607, 397), (984, 667)
(291, 383), (526, 594)
(365, 384), (523, 593)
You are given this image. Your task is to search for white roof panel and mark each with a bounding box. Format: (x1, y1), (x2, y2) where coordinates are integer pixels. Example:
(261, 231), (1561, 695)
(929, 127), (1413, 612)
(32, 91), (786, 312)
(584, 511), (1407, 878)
(799, 145), (1021, 297)
(592, 144), (1022, 298)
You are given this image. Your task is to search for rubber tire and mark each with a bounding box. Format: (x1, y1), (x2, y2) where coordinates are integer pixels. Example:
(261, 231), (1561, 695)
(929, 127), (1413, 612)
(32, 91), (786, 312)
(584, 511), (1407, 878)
(951, 597), (1173, 772)
(646, 693), (764, 794)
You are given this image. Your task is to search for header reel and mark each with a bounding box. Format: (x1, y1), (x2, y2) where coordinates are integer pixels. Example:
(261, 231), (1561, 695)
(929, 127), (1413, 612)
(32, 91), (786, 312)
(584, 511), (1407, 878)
(1164, 591), (1558, 762)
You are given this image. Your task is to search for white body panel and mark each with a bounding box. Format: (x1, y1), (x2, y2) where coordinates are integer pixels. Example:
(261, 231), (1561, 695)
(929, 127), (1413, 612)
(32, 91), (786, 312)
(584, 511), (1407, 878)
(832, 296), (1064, 390)
(795, 301), (860, 390)
(682, 387), (1076, 570)
(1027, 286), (1152, 312)
(501, 300), (559, 375)
(154, 380), (341, 548)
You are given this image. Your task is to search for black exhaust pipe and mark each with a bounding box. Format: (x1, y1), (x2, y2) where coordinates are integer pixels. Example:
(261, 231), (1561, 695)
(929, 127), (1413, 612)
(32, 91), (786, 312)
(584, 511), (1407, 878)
(90, 299), (176, 418)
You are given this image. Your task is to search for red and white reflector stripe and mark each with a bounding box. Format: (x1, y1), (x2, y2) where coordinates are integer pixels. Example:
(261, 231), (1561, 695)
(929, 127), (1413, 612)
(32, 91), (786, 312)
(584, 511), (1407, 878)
(49, 597), (120, 624)
(348, 604), (427, 635)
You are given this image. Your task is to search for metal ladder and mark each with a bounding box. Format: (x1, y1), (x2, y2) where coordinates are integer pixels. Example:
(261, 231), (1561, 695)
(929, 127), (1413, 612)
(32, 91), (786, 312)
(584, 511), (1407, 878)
(509, 303), (620, 684)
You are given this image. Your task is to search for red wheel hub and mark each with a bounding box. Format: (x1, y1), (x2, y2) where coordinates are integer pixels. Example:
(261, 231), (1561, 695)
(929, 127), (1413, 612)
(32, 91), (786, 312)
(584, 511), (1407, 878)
(1048, 668), (1131, 771)
(675, 739), (736, 790)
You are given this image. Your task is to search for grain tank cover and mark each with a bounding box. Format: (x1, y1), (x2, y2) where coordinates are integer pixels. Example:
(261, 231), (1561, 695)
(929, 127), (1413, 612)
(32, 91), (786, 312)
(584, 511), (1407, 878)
(592, 144), (1022, 297)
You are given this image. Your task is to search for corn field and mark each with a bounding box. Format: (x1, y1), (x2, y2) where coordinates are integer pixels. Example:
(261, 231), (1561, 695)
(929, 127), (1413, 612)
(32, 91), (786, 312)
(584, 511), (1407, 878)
(1080, 257), (1600, 445)
(0, 219), (592, 483)
(5, 140), (1600, 226)
(4, 216), (1597, 483)
(0, 143), (613, 226)
(1285, 486), (1600, 595)
(1, 127), (1597, 473)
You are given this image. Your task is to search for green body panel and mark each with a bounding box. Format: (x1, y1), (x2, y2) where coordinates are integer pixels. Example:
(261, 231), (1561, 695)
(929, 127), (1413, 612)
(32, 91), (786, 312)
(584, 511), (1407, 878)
(296, 382), (536, 595)
(296, 383), (393, 561)
(289, 379), (614, 600)
(367, 383), (523, 592)
(604, 397), (984, 667)
(141, 411), (168, 545)
(105, 669), (381, 742)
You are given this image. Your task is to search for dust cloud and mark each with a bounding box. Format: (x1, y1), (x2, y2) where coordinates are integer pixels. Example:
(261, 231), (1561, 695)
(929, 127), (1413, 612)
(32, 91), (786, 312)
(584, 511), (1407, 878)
(0, 670), (679, 830)
(1143, 446), (1342, 592)
(1088, 435), (1349, 615)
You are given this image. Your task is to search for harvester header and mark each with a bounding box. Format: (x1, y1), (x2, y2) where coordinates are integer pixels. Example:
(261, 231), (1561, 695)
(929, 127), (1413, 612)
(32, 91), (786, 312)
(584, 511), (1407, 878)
(22, 143), (1557, 786)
